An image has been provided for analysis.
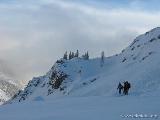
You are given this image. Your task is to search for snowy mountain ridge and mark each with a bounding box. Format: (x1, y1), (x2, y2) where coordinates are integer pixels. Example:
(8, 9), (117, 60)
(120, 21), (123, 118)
(10, 27), (160, 103)
(0, 60), (21, 104)
(0, 75), (19, 104)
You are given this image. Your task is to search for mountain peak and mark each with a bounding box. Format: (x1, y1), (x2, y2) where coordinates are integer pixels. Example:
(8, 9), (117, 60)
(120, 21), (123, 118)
(135, 27), (160, 43)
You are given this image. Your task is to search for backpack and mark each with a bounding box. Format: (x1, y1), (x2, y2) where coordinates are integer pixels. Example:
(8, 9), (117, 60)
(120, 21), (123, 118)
(128, 83), (131, 88)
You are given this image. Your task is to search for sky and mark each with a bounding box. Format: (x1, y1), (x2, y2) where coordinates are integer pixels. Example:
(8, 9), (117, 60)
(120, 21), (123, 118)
(0, 0), (160, 84)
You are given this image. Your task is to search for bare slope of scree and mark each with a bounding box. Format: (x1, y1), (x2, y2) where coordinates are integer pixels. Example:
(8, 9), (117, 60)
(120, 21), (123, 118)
(9, 27), (160, 103)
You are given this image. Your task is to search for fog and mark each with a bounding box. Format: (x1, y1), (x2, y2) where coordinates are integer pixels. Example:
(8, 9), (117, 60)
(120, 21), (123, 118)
(0, 0), (160, 84)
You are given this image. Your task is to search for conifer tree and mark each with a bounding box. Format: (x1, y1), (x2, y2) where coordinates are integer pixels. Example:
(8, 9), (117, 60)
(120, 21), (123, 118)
(86, 51), (89, 60)
(63, 51), (68, 60)
(100, 51), (105, 67)
(75, 50), (79, 57)
(69, 51), (72, 60)
(72, 52), (74, 59)
(82, 51), (89, 60)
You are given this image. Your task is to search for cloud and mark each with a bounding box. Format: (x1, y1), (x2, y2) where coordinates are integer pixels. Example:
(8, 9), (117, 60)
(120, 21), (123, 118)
(0, 0), (160, 83)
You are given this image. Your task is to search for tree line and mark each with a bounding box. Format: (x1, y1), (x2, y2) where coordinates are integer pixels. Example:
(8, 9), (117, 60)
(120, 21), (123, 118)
(63, 50), (89, 60)
(63, 50), (105, 67)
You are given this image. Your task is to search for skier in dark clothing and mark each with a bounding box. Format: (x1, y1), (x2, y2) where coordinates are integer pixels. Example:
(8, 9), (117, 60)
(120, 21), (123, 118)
(123, 81), (131, 95)
(117, 82), (123, 94)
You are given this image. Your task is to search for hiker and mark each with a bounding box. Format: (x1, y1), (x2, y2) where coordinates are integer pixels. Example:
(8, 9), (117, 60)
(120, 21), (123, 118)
(123, 81), (131, 95)
(117, 82), (123, 94)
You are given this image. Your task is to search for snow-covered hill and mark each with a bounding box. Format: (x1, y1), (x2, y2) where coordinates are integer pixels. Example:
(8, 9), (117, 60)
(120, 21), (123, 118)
(9, 27), (160, 103)
(0, 72), (19, 104)
(1, 27), (160, 120)
(0, 61), (22, 104)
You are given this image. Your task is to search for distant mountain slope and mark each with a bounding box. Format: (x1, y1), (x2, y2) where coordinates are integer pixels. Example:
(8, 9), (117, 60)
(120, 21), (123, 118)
(0, 72), (19, 104)
(10, 27), (160, 103)
(0, 60), (21, 104)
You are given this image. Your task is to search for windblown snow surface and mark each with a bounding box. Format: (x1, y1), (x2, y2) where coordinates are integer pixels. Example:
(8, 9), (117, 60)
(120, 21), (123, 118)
(1, 27), (160, 120)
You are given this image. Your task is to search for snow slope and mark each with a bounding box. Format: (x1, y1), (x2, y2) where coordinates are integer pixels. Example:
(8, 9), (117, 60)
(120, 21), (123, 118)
(1, 96), (160, 120)
(1, 27), (160, 120)
(0, 60), (20, 104)
(0, 71), (19, 104)
(0, 89), (9, 103)
(9, 27), (160, 103)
